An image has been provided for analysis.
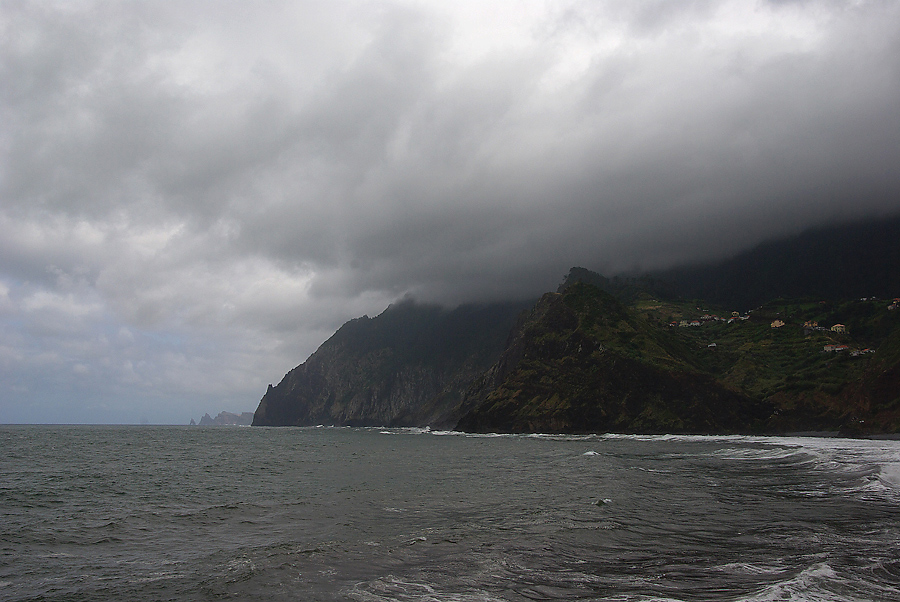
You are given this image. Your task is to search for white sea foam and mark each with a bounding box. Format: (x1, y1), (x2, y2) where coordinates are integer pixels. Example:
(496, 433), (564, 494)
(709, 447), (816, 463)
(226, 557), (256, 574)
(736, 562), (879, 602)
(715, 561), (790, 576)
(600, 432), (752, 443)
(525, 433), (598, 441)
(768, 436), (900, 498)
(347, 575), (505, 602)
(879, 462), (900, 489)
(597, 433), (900, 499)
(129, 571), (185, 584)
(373, 426), (436, 436)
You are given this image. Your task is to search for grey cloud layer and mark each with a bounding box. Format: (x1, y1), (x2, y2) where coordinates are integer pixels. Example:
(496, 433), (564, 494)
(2, 0), (899, 422)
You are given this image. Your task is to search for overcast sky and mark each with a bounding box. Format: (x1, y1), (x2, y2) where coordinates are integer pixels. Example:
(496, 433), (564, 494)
(2, 0), (899, 424)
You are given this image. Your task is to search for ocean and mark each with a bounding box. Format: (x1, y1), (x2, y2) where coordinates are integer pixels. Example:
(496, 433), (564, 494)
(2, 425), (899, 601)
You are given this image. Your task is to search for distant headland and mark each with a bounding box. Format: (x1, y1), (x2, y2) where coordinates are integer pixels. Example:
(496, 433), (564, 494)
(191, 411), (254, 426)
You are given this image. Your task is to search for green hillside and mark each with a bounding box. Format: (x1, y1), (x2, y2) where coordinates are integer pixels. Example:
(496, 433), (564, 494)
(457, 277), (900, 435)
(456, 283), (771, 434)
(630, 294), (900, 432)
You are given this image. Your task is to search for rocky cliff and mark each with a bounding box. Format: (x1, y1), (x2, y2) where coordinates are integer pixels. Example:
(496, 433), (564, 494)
(252, 300), (530, 428)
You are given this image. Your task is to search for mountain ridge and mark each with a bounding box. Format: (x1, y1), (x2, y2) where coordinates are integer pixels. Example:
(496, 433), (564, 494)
(252, 215), (900, 435)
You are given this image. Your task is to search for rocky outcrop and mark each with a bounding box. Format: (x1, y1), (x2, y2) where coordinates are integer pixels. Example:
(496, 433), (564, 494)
(197, 411), (254, 426)
(252, 300), (530, 428)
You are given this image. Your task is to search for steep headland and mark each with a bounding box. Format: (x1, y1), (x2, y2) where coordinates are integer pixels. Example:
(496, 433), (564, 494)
(252, 300), (530, 428)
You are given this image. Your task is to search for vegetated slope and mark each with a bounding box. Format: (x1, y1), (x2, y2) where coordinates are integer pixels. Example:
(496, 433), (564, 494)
(252, 299), (531, 428)
(456, 282), (771, 434)
(606, 291), (900, 435)
(842, 328), (900, 434)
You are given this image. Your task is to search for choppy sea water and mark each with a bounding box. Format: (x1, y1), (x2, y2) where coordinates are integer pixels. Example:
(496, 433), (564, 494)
(2, 426), (899, 601)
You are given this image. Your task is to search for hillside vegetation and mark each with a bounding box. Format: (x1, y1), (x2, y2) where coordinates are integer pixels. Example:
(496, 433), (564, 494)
(459, 278), (900, 435)
(457, 283), (771, 434)
(635, 293), (900, 433)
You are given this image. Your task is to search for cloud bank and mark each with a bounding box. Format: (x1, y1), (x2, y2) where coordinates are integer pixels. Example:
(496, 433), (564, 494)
(2, 0), (899, 422)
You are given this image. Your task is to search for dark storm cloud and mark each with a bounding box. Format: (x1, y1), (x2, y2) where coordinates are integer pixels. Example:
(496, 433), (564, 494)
(1, 0), (899, 422)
